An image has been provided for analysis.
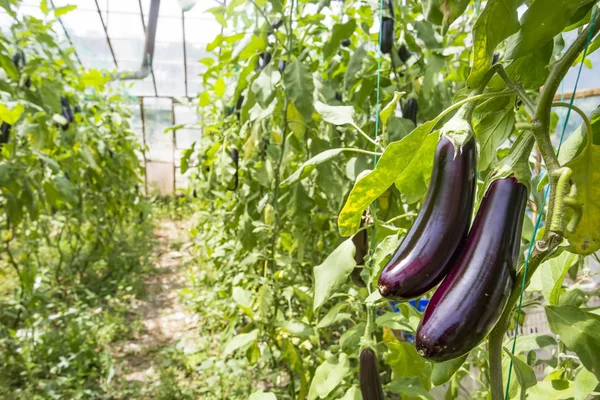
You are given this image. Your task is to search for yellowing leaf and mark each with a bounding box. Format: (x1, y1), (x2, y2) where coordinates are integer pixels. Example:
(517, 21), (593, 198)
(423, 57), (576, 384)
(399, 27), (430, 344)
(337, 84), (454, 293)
(214, 78), (226, 97)
(380, 91), (403, 127)
(0, 103), (24, 125)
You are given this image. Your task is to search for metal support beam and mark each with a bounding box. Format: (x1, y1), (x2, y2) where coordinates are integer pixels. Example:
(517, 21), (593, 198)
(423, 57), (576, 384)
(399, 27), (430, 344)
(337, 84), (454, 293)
(93, 0), (118, 69)
(182, 11), (189, 98)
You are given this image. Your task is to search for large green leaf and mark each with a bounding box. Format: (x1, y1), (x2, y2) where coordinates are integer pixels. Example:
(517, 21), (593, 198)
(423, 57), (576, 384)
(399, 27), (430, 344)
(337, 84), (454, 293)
(503, 348), (537, 394)
(527, 379), (573, 399)
(284, 60), (315, 121)
(539, 251), (577, 305)
(308, 353), (350, 400)
(394, 132), (438, 204)
(467, 0), (521, 86)
(251, 65), (279, 108)
(423, 0), (470, 33)
(431, 354), (468, 386)
(546, 305), (600, 381)
(248, 391), (277, 400)
(223, 329), (259, 356)
(505, 0), (583, 60)
(474, 108), (515, 171)
(344, 46), (367, 90)
(489, 40), (554, 90)
(387, 377), (433, 400)
(313, 239), (356, 310)
(573, 368), (599, 400)
(564, 133), (600, 254)
(384, 329), (432, 391)
(338, 121), (437, 236)
(314, 101), (355, 126)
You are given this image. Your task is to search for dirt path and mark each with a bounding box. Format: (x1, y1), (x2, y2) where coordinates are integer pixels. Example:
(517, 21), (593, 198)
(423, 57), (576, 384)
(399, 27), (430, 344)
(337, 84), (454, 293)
(111, 218), (197, 386)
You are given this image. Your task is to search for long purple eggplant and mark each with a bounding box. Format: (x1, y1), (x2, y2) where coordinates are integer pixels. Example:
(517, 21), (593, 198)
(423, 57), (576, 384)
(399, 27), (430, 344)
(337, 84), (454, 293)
(416, 177), (527, 362)
(360, 348), (384, 400)
(378, 136), (477, 300)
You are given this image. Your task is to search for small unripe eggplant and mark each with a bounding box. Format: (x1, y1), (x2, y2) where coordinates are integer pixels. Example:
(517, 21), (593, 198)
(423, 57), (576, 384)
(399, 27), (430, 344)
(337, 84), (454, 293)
(334, 92), (343, 102)
(360, 348), (384, 400)
(378, 136), (477, 300)
(278, 60), (286, 73)
(235, 95), (244, 111)
(380, 17), (394, 54)
(416, 177), (527, 362)
(397, 44), (412, 63)
(402, 98), (418, 125)
(61, 96), (74, 123)
(229, 148), (239, 191)
(341, 38), (351, 47)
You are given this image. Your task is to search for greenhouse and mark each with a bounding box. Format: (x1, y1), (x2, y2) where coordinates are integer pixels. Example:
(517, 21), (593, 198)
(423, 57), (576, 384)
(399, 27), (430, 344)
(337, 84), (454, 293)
(1, 0), (600, 398)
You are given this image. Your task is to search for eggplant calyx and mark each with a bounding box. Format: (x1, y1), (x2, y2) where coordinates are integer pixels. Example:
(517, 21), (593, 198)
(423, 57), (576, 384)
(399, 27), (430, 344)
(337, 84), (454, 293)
(439, 111), (474, 150)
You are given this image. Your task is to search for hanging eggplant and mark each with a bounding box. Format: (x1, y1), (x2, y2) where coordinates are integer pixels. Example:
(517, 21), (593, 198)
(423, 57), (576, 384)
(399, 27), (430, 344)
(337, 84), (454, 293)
(0, 122), (11, 145)
(402, 98), (418, 125)
(397, 44), (413, 63)
(378, 136), (477, 300)
(278, 60), (286, 73)
(351, 212), (368, 287)
(341, 38), (351, 47)
(416, 177), (527, 362)
(360, 348), (384, 400)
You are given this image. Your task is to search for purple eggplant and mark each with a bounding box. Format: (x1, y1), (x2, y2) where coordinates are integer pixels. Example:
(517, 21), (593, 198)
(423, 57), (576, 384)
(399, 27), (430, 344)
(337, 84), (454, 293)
(416, 177), (527, 362)
(402, 98), (418, 125)
(398, 44), (412, 63)
(0, 122), (10, 144)
(380, 17), (394, 54)
(378, 136), (477, 300)
(360, 348), (384, 400)
(351, 213), (368, 287)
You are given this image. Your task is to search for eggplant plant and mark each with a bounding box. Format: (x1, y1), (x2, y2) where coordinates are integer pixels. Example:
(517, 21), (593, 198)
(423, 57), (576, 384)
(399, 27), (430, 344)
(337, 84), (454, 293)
(186, 0), (600, 399)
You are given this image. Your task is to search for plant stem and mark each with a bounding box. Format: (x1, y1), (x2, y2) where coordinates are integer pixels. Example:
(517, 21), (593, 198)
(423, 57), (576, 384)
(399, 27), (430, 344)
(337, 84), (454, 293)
(351, 123), (384, 149)
(495, 66), (537, 115)
(247, 0), (287, 50)
(551, 102), (593, 137)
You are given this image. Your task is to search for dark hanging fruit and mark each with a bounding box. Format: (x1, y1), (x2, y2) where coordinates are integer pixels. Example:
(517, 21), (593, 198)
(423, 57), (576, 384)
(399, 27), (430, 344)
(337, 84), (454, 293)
(402, 98), (418, 125)
(334, 92), (343, 102)
(61, 96), (74, 124)
(397, 44), (412, 63)
(378, 136), (477, 300)
(225, 106), (235, 116)
(351, 213), (368, 287)
(341, 38), (351, 47)
(0, 122), (10, 145)
(271, 19), (283, 30)
(360, 348), (384, 400)
(278, 60), (286, 73)
(492, 52), (500, 65)
(416, 177), (527, 362)
(258, 52), (272, 71)
(64, 172), (70, 182)
(380, 17), (394, 54)
(193, 188), (197, 198)
(235, 95), (244, 111)
(229, 148), (239, 191)
(12, 50), (31, 88)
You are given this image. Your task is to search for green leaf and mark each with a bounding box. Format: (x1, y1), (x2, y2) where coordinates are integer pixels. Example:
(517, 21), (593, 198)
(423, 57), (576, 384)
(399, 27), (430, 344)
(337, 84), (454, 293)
(431, 354), (468, 386)
(344, 46), (367, 90)
(284, 60), (315, 121)
(340, 386), (361, 400)
(573, 368), (599, 400)
(546, 305), (600, 381)
(223, 329), (259, 356)
(338, 121), (437, 236)
(489, 40), (554, 90)
(512, 334), (556, 355)
(422, 0), (470, 34)
(503, 348), (537, 393)
(54, 176), (76, 204)
(467, 0), (521, 86)
(323, 19), (356, 60)
(53, 5), (76, 17)
(248, 391), (277, 400)
(527, 379), (573, 399)
(385, 333), (432, 390)
(394, 131), (438, 204)
(387, 377), (433, 400)
(380, 91), (403, 127)
(0, 163), (18, 187)
(539, 251), (577, 305)
(313, 239), (357, 310)
(280, 321), (314, 338)
(281, 149), (345, 188)
(340, 323), (365, 353)
(233, 34), (266, 61)
(564, 132), (600, 254)
(474, 109), (515, 171)
(251, 65), (279, 108)
(0, 103), (24, 125)
(308, 353), (350, 400)
(317, 303), (350, 328)
(505, 0), (583, 60)
(314, 101), (355, 126)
